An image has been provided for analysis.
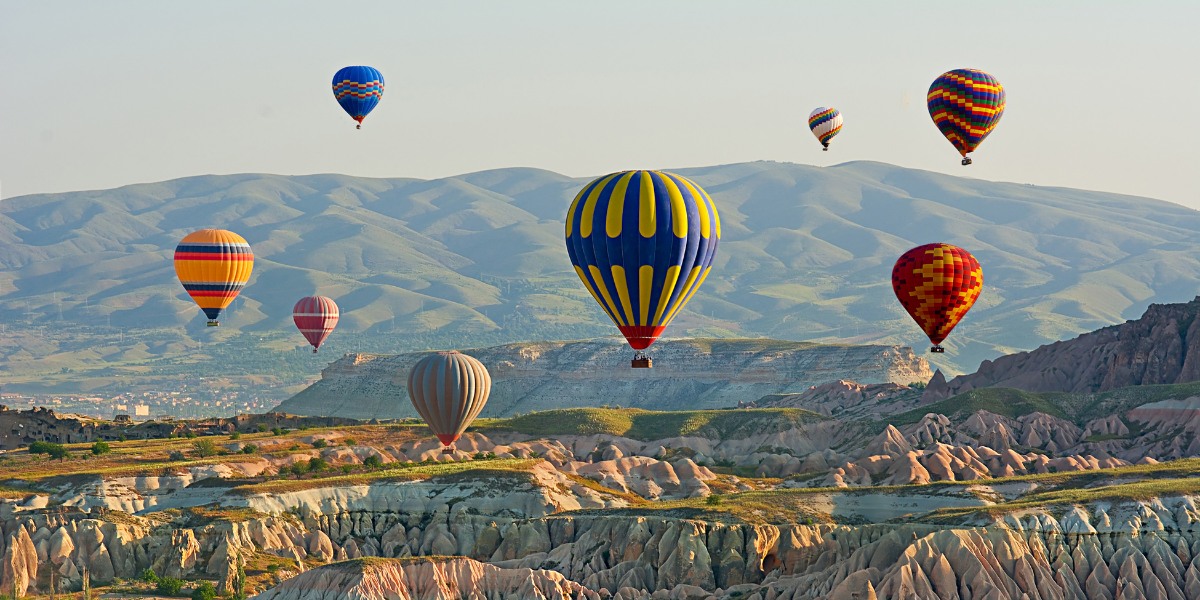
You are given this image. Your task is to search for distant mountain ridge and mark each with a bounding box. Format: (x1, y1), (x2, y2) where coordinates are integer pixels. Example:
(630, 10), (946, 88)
(3, 161), (1200, 391)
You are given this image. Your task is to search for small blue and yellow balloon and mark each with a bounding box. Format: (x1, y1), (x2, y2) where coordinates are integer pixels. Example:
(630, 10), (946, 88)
(332, 66), (384, 129)
(565, 171), (720, 357)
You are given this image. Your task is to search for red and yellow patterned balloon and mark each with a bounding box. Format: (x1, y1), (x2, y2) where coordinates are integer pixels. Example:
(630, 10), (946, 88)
(891, 243), (982, 352)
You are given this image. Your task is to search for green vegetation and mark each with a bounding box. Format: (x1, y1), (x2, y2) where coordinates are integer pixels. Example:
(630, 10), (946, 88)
(192, 439), (218, 458)
(91, 441), (111, 456)
(242, 444), (258, 454)
(312, 439), (327, 449)
(156, 577), (184, 596)
(482, 407), (828, 441)
(883, 387), (1068, 428)
(138, 568), (158, 584)
(191, 580), (215, 600)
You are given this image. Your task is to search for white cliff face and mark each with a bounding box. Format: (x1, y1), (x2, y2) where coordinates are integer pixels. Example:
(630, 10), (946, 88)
(275, 338), (932, 419)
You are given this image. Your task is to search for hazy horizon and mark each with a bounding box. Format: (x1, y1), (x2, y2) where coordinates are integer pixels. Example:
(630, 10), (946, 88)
(2, 1), (1198, 209)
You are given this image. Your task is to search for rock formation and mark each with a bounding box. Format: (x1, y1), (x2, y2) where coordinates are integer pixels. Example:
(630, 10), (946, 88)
(925, 297), (1200, 400)
(276, 338), (932, 419)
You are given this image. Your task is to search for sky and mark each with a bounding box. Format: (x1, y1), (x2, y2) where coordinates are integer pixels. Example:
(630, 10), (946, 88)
(1, 1), (1197, 208)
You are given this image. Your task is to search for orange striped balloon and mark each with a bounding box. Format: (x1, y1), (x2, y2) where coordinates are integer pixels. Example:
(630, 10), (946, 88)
(173, 229), (253, 326)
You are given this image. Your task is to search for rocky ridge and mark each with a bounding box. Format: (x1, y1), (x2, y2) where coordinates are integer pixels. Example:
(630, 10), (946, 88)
(925, 297), (1200, 401)
(275, 338), (932, 420)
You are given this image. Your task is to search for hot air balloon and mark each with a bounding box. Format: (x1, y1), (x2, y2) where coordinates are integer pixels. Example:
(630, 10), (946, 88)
(174, 230), (253, 327)
(293, 296), (339, 353)
(332, 66), (384, 129)
(407, 351), (491, 453)
(808, 107), (843, 151)
(891, 243), (982, 353)
(565, 170), (720, 368)
(927, 69), (1005, 165)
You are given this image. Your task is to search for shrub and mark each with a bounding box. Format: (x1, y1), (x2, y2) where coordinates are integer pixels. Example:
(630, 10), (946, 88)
(299, 424), (309, 431)
(343, 438), (355, 446)
(341, 465), (353, 474)
(138, 568), (159, 583)
(257, 423), (267, 432)
(117, 434), (127, 442)
(185, 432), (197, 439)
(312, 439), (327, 449)
(28, 441), (53, 454)
(272, 427), (283, 436)
(47, 445), (71, 462)
(230, 431), (241, 440)
(192, 439), (218, 458)
(168, 450), (186, 462)
(156, 577), (184, 596)
(705, 494), (722, 506)
(308, 457), (328, 472)
(266, 564), (280, 573)
(241, 444), (258, 454)
(91, 441), (112, 456)
(289, 462), (309, 476)
(191, 580), (216, 600)
(363, 455), (382, 468)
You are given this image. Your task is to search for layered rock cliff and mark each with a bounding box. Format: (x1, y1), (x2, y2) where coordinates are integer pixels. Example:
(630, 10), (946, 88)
(925, 297), (1200, 401)
(275, 338), (932, 420)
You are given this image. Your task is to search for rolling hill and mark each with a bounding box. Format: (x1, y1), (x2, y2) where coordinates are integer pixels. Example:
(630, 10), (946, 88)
(3, 161), (1199, 393)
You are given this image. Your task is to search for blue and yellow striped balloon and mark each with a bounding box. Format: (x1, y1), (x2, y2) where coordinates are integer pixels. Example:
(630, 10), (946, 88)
(565, 170), (720, 350)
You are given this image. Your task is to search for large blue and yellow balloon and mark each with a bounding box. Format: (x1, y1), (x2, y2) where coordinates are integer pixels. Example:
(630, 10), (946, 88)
(565, 171), (720, 351)
(332, 66), (384, 129)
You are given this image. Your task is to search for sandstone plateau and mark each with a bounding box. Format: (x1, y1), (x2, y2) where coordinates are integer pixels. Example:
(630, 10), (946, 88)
(276, 338), (932, 420)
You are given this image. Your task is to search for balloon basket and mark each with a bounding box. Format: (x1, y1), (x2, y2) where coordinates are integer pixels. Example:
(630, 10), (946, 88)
(206, 321), (219, 327)
(313, 349), (318, 354)
(631, 351), (652, 369)
(961, 157), (972, 166)
(822, 147), (829, 152)
(356, 124), (362, 130)
(930, 345), (945, 353)
(442, 447), (454, 455)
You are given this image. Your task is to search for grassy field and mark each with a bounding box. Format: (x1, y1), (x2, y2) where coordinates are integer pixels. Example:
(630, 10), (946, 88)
(476, 407), (829, 441)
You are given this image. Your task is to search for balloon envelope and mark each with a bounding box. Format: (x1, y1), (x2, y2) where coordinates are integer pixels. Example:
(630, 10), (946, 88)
(891, 243), (982, 346)
(407, 352), (491, 446)
(808, 107), (843, 148)
(293, 296), (339, 351)
(927, 69), (1005, 158)
(173, 229), (253, 324)
(332, 66), (384, 126)
(565, 170), (720, 350)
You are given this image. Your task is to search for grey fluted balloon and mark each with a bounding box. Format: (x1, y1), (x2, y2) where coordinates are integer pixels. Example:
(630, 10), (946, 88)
(407, 351), (491, 447)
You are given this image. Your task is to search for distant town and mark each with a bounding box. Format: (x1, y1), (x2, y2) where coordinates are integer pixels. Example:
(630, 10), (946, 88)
(0, 385), (285, 420)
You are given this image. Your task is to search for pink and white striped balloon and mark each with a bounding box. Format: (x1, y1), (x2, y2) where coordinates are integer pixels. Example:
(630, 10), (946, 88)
(293, 296), (339, 353)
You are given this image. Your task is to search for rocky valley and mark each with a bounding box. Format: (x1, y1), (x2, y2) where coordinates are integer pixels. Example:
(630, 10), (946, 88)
(5, 301), (1200, 599)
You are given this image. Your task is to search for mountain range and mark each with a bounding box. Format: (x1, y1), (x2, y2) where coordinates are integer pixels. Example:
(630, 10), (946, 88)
(3, 160), (1199, 392)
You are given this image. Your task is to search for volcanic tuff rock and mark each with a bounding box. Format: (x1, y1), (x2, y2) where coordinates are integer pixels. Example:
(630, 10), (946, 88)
(250, 557), (595, 600)
(925, 297), (1200, 400)
(275, 338), (931, 419)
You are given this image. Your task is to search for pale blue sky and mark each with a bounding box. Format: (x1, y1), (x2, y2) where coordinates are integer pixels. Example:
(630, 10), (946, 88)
(2, 1), (1197, 207)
